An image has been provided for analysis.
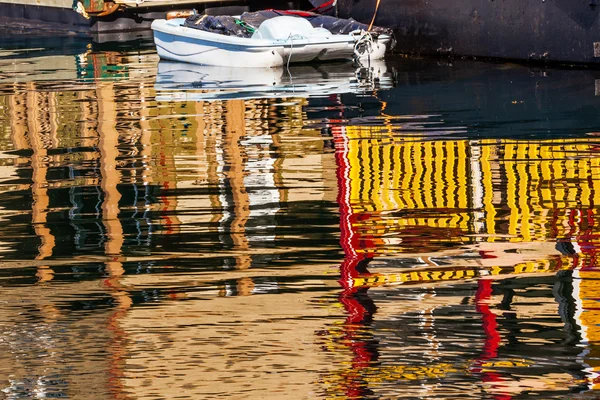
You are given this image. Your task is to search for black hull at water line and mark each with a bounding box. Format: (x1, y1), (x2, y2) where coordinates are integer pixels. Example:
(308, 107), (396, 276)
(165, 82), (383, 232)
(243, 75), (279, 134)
(337, 0), (600, 64)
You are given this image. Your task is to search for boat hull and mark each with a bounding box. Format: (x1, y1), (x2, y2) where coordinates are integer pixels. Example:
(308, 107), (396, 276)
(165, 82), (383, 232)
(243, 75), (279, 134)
(339, 0), (600, 64)
(151, 18), (389, 67)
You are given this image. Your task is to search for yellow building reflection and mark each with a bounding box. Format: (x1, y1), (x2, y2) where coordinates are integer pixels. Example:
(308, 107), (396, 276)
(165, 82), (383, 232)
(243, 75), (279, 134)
(332, 123), (600, 397)
(341, 128), (600, 253)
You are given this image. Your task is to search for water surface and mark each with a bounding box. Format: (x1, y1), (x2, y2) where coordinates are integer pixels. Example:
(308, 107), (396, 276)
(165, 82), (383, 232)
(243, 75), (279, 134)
(1, 39), (600, 399)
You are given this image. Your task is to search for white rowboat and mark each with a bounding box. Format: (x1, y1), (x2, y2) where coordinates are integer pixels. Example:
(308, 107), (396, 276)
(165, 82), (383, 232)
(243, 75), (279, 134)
(151, 15), (391, 68)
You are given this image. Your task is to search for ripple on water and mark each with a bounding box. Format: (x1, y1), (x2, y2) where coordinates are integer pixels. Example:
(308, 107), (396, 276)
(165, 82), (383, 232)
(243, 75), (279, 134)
(1, 41), (600, 398)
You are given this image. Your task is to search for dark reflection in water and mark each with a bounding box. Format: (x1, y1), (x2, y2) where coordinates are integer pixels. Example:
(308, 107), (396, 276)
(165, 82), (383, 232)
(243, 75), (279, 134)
(1, 40), (600, 399)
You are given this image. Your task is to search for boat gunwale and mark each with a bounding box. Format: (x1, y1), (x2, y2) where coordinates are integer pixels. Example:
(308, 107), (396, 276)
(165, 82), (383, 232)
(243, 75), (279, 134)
(151, 18), (390, 49)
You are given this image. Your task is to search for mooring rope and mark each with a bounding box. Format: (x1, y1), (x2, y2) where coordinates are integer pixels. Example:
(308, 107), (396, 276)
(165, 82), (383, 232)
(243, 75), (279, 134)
(368, 0), (381, 31)
(352, 30), (374, 62)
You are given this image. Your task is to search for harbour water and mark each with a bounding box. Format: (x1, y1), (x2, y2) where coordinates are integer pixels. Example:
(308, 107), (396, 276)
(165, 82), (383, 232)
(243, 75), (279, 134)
(1, 38), (600, 399)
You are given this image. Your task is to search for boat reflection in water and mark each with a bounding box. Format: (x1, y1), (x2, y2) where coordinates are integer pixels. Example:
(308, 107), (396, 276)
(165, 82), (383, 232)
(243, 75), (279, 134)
(1, 46), (600, 398)
(154, 59), (393, 101)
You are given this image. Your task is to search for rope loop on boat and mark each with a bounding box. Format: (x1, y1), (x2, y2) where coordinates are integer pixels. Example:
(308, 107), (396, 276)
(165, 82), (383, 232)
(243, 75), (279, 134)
(352, 30), (374, 61)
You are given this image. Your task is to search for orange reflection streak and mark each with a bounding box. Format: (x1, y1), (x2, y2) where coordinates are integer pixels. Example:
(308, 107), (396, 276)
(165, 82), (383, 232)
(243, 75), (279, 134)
(8, 88), (51, 279)
(48, 91), (60, 149)
(205, 103), (223, 224)
(225, 100), (251, 270)
(26, 83), (55, 265)
(8, 85), (31, 185)
(97, 81), (131, 400)
(236, 276), (256, 296)
(7, 85), (26, 146)
(35, 265), (55, 283)
(98, 82), (124, 258)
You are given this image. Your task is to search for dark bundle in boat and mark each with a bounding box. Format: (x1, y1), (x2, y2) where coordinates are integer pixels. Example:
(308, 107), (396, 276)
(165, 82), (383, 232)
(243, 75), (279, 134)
(183, 10), (393, 39)
(183, 14), (253, 37)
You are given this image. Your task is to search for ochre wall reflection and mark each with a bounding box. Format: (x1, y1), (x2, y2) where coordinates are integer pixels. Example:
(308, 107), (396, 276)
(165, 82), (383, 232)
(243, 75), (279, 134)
(0, 53), (151, 398)
(0, 69), (135, 398)
(116, 96), (342, 398)
(0, 54), (344, 397)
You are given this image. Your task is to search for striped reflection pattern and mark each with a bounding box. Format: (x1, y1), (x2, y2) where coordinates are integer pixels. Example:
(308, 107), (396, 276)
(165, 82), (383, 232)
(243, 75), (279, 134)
(332, 125), (600, 397)
(342, 130), (600, 252)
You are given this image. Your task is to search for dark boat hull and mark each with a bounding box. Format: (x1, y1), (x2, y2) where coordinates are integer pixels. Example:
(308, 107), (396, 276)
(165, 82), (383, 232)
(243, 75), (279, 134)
(338, 0), (600, 64)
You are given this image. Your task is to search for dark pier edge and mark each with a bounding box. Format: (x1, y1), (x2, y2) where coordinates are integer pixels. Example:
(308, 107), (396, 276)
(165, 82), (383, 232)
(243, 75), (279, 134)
(338, 0), (600, 65)
(0, 3), (91, 35)
(4, 0), (600, 65)
(0, 2), (189, 35)
(0, 0), (302, 36)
